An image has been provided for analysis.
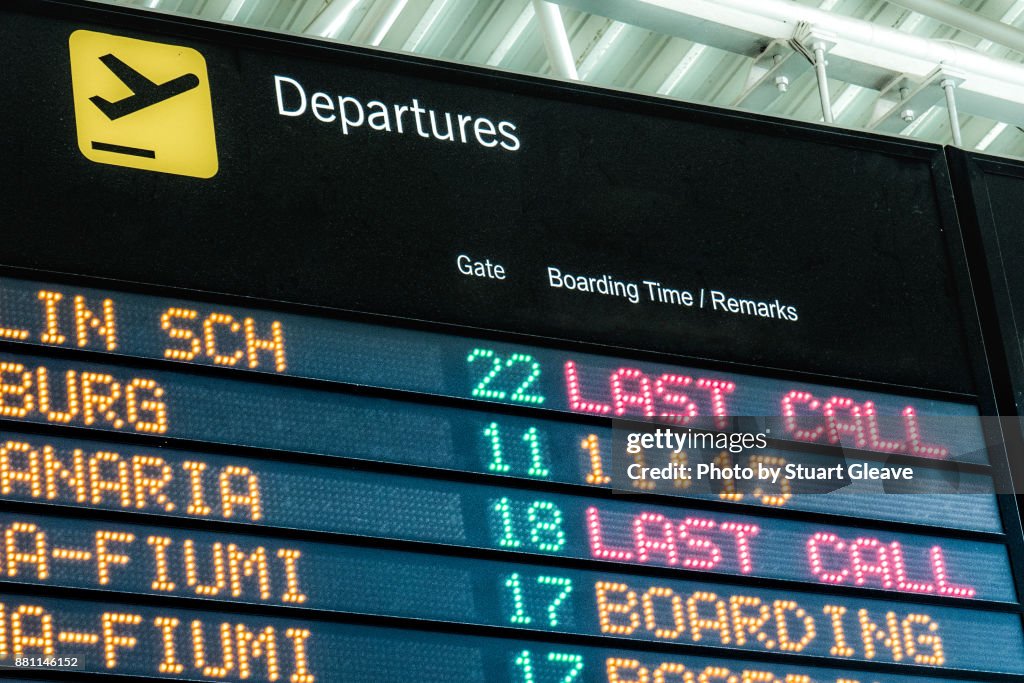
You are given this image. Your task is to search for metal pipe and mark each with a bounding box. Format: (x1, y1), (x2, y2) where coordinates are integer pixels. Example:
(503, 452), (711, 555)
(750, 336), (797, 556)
(368, 0), (408, 46)
(812, 41), (834, 123)
(307, 0), (362, 38)
(579, 0), (1024, 88)
(532, 0), (579, 80)
(221, 0), (247, 22)
(888, 0), (1024, 56)
(942, 78), (963, 146)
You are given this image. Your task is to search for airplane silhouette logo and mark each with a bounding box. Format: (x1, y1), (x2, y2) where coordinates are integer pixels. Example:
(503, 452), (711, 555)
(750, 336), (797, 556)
(69, 30), (218, 178)
(90, 54), (200, 121)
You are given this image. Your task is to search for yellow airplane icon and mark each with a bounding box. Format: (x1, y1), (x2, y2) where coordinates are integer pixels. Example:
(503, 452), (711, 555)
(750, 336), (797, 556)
(69, 30), (218, 178)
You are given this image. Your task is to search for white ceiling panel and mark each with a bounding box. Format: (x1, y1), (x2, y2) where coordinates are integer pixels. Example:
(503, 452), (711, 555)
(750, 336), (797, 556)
(86, 0), (1024, 159)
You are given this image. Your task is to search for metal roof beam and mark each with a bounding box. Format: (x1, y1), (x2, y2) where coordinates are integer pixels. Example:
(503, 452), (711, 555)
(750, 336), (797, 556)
(887, 0), (1024, 56)
(558, 0), (1024, 125)
(533, 0), (579, 79)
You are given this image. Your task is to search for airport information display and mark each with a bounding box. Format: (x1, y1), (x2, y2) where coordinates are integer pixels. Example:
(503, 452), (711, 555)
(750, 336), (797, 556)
(948, 150), (1024, 419)
(0, 272), (1020, 682)
(1, 1), (1024, 682)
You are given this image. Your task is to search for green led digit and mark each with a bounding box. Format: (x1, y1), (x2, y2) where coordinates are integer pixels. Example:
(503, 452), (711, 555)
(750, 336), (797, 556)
(547, 653), (584, 683)
(467, 348), (507, 399)
(491, 497), (522, 548)
(503, 573), (532, 625)
(485, 422), (510, 473)
(491, 499), (565, 553)
(467, 348), (547, 405)
(507, 353), (545, 404)
(523, 427), (550, 477)
(514, 650), (536, 683)
(527, 500), (566, 552)
(538, 576), (573, 627)
(483, 423), (550, 479)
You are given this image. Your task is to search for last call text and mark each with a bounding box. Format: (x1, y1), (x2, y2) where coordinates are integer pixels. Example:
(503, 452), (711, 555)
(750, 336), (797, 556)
(0, 284), (955, 459)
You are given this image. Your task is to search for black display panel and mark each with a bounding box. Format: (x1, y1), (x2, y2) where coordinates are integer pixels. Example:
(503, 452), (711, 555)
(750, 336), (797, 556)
(0, 1), (975, 393)
(0, 275), (987, 461)
(948, 149), (1024, 416)
(0, 511), (1019, 672)
(0, 592), (990, 683)
(0, 1), (1022, 682)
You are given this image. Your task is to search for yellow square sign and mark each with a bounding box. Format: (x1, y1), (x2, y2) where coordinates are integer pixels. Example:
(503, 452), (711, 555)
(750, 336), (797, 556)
(69, 30), (218, 178)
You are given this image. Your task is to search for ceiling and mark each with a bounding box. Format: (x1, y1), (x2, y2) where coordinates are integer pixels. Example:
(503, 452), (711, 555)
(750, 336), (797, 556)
(90, 0), (1024, 159)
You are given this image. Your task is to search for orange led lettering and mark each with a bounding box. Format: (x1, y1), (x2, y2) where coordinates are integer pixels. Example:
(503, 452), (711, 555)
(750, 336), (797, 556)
(204, 313), (245, 366)
(0, 362), (33, 418)
(58, 629), (99, 645)
(57, 628), (105, 648)
(0, 318), (28, 340)
(858, 609), (903, 661)
(161, 308), (201, 361)
(277, 549), (308, 604)
(641, 587), (685, 640)
(741, 674), (780, 683)
(772, 600), (815, 652)
(823, 605), (855, 657)
(73, 295), (117, 350)
(221, 465), (262, 520)
(237, 624), (280, 681)
(50, 545), (92, 562)
(581, 434), (611, 485)
(182, 460), (213, 516)
(132, 455), (175, 511)
(43, 447), (88, 502)
(714, 452), (743, 502)
(192, 620), (235, 678)
(653, 663), (693, 683)
(686, 592), (730, 644)
(670, 452), (692, 490)
(0, 441), (42, 497)
(185, 540), (227, 596)
(147, 536), (176, 591)
(10, 605), (54, 656)
(0, 603), (7, 658)
(729, 595), (772, 648)
(902, 613), (944, 666)
(630, 451), (655, 491)
(95, 530), (134, 585)
(81, 372), (123, 428)
(125, 378), (168, 434)
(244, 317), (287, 372)
(89, 451), (132, 506)
(595, 581), (640, 635)
(102, 612), (140, 667)
(606, 658), (648, 683)
(4, 522), (49, 579)
(155, 616), (185, 674)
(696, 667), (731, 683)
(38, 291), (66, 345)
(35, 367), (78, 422)
(228, 545), (271, 599)
(749, 454), (792, 506)
(285, 627), (314, 683)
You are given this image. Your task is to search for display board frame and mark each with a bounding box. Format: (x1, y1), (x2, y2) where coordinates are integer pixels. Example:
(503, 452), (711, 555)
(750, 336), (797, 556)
(0, 1), (1022, 680)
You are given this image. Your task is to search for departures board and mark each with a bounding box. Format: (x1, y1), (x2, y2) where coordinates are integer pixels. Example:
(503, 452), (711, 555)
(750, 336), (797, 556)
(948, 149), (1024, 421)
(0, 1), (1023, 682)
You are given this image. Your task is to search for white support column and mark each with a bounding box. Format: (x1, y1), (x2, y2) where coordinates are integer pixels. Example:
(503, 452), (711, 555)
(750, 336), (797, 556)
(532, 0), (579, 80)
(888, 0), (1024, 55)
(560, 0), (1024, 125)
(942, 78), (963, 146)
(812, 41), (834, 123)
